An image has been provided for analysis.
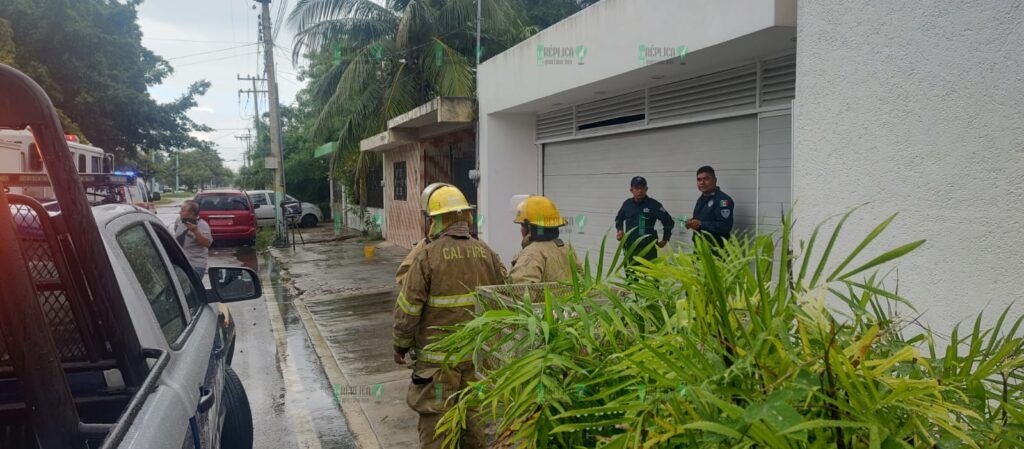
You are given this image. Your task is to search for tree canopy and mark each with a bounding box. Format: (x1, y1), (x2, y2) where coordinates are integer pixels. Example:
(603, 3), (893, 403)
(0, 0), (213, 168)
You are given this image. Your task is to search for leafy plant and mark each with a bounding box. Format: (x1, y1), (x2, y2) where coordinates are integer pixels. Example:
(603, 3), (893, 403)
(428, 210), (1024, 448)
(255, 227), (276, 251)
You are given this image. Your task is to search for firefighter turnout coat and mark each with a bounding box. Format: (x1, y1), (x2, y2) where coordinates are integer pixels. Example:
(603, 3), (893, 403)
(509, 236), (576, 284)
(392, 222), (506, 364)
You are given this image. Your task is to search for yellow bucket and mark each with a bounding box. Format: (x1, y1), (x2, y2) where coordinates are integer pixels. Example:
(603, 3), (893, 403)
(364, 244), (376, 259)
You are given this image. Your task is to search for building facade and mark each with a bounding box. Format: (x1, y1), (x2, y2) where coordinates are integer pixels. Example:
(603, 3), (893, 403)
(478, 0), (797, 262)
(361, 97), (476, 249)
(476, 0), (1023, 333)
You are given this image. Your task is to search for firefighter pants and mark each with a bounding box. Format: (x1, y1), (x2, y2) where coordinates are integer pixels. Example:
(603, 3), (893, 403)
(406, 361), (486, 449)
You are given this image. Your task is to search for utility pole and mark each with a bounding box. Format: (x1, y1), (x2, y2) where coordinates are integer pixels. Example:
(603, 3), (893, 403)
(174, 150), (180, 192)
(255, 0), (287, 245)
(235, 131), (253, 168)
(237, 75), (267, 136)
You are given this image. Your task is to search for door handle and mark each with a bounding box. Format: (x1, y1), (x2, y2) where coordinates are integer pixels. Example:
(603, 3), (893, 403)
(197, 386), (215, 413)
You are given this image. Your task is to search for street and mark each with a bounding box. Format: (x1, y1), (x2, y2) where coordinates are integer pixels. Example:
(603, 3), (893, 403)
(157, 202), (356, 449)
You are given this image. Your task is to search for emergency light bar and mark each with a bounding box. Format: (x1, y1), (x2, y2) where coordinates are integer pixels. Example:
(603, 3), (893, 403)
(0, 172), (130, 188)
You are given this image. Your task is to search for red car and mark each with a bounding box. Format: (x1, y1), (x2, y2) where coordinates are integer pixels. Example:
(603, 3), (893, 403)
(195, 189), (257, 246)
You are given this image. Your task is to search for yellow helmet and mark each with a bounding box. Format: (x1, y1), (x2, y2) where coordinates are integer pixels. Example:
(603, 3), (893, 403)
(514, 195), (566, 228)
(426, 184), (475, 217)
(421, 182), (453, 212)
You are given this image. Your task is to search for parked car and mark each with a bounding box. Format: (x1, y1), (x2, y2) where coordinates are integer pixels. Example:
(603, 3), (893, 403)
(246, 189), (323, 228)
(194, 189), (257, 246)
(0, 64), (260, 448)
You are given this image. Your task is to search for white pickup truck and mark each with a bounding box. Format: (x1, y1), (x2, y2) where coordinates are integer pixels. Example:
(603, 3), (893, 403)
(0, 63), (260, 449)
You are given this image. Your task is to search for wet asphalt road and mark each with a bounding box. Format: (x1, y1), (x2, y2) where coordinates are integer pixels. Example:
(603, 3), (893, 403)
(158, 201), (356, 449)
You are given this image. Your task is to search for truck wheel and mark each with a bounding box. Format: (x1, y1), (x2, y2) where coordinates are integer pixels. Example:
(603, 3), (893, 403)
(300, 214), (318, 228)
(220, 366), (253, 449)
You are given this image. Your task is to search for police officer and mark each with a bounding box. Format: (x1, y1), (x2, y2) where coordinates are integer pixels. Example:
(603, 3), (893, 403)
(686, 165), (734, 245)
(509, 195), (577, 284)
(614, 176), (675, 264)
(392, 184), (506, 449)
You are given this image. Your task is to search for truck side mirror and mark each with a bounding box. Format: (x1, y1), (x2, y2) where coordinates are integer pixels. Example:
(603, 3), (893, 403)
(206, 267), (262, 303)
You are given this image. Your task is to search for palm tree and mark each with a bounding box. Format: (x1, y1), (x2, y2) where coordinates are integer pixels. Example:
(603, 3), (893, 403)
(289, 0), (528, 145)
(288, 0), (528, 219)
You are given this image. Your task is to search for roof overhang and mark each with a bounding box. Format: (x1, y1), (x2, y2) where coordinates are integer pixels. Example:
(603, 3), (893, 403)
(360, 97), (476, 152)
(478, 0), (797, 115)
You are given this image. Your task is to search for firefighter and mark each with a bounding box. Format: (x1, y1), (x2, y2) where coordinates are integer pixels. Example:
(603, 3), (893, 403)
(392, 184), (506, 449)
(396, 182), (452, 287)
(509, 195), (577, 284)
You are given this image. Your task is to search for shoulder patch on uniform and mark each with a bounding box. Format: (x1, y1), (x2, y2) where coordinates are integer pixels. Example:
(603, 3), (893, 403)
(719, 199), (730, 208)
(721, 209), (731, 219)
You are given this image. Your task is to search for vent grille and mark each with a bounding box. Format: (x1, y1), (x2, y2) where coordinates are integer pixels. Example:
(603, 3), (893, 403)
(647, 64), (757, 124)
(760, 54), (795, 107)
(534, 54), (795, 142)
(575, 90), (645, 131)
(536, 107), (574, 140)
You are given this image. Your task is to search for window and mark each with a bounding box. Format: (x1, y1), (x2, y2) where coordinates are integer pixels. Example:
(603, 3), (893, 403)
(127, 185), (143, 204)
(92, 156), (101, 173)
(117, 225), (187, 342)
(173, 265), (201, 316)
(251, 193), (268, 206)
(198, 193), (250, 211)
(28, 143), (43, 172)
(393, 161), (407, 201)
(356, 156), (384, 208)
(78, 154), (86, 173)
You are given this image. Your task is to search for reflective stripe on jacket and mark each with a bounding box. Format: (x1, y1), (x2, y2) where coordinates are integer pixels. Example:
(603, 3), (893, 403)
(392, 222), (506, 361)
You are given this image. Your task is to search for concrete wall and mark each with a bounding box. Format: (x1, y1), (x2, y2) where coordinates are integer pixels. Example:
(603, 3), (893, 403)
(478, 113), (537, 261)
(793, 1), (1024, 333)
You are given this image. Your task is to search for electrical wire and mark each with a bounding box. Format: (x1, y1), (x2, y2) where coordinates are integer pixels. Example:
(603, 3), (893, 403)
(165, 43), (258, 61)
(145, 37), (252, 44)
(174, 51), (261, 68)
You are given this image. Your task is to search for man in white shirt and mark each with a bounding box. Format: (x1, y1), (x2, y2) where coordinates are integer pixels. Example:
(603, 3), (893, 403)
(173, 200), (213, 280)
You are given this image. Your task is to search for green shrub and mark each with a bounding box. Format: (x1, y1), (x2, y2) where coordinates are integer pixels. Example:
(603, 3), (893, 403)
(255, 227), (275, 251)
(429, 211), (1024, 448)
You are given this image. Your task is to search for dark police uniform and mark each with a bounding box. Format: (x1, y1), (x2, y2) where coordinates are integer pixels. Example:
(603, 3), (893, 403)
(615, 196), (674, 261)
(691, 187), (734, 245)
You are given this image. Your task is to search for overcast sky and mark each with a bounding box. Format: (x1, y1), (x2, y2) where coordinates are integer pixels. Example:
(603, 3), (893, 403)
(138, 0), (308, 171)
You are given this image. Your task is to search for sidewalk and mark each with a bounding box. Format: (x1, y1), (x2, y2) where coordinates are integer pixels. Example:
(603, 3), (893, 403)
(269, 226), (419, 449)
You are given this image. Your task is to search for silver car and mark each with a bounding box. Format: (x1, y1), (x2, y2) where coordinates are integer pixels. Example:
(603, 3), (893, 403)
(245, 189), (323, 228)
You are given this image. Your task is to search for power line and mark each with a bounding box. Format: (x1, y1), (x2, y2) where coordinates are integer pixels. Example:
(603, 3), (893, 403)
(145, 37), (252, 44)
(176, 50), (264, 68)
(165, 43), (258, 61)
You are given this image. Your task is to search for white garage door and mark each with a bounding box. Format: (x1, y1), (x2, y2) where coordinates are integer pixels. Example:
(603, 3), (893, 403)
(544, 113), (791, 261)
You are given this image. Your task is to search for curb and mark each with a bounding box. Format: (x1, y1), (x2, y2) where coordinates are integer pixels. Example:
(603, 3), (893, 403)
(293, 296), (383, 449)
(263, 252), (384, 449)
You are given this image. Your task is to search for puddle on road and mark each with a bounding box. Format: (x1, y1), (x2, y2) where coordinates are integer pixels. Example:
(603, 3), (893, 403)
(262, 253), (357, 449)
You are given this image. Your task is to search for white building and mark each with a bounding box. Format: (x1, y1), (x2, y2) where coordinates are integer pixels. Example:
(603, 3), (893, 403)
(477, 0), (1023, 333)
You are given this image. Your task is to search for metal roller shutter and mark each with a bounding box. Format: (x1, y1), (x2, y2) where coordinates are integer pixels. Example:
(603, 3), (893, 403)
(544, 116), (758, 260)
